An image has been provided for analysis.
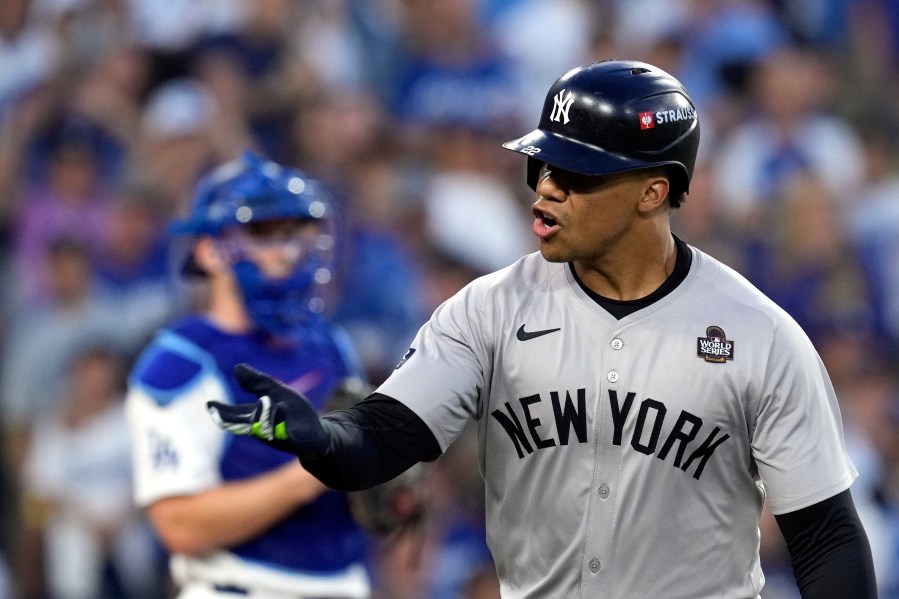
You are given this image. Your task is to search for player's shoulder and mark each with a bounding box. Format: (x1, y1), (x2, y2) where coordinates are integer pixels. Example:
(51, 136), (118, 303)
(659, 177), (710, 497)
(129, 317), (220, 405)
(422, 253), (562, 338)
(688, 246), (801, 332)
(459, 252), (558, 297)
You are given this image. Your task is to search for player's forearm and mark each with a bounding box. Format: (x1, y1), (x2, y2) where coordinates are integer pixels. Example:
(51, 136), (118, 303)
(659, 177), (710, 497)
(790, 531), (876, 598)
(776, 490), (877, 598)
(301, 395), (442, 492)
(147, 462), (325, 555)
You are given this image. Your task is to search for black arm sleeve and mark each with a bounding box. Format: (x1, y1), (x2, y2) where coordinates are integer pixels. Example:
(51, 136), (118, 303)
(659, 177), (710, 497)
(774, 489), (877, 598)
(299, 393), (442, 491)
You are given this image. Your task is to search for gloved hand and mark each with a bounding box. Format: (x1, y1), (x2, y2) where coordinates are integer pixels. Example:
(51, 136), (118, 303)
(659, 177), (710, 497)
(206, 363), (331, 458)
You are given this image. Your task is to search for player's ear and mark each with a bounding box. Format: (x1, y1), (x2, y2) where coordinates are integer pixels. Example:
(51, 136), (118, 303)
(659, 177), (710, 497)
(193, 236), (229, 275)
(637, 173), (670, 214)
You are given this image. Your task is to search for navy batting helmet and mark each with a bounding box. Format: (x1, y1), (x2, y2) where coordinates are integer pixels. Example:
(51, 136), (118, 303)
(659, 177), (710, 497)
(503, 60), (700, 201)
(170, 150), (330, 236)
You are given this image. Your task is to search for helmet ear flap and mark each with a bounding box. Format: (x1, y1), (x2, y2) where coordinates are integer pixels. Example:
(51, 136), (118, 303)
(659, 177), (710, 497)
(527, 157), (544, 191)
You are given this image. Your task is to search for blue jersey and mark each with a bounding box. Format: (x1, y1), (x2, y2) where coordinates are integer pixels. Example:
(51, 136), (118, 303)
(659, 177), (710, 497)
(128, 315), (369, 579)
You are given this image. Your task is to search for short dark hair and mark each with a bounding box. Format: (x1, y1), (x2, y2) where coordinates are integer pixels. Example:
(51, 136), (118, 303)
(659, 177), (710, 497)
(640, 165), (687, 209)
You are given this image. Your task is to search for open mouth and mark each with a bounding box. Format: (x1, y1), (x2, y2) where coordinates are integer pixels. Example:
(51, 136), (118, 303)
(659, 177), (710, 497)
(533, 207), (558, 227)
(532, 207), (560, 239)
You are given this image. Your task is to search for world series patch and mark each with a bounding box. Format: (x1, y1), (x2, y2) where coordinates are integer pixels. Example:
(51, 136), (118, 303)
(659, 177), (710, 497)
(697, 326), (734, 363)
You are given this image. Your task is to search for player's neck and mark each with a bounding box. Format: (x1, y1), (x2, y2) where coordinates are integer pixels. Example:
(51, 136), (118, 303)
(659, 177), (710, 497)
(206, 287), (255, 334)
(573, 231), (677, 301)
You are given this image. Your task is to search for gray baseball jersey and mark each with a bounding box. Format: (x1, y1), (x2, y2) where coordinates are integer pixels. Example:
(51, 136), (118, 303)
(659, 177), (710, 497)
(376, 246), (857, 599)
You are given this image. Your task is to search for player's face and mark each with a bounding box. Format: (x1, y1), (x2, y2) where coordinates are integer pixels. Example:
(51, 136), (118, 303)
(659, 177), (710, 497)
(222, 218), (327, 279)
(532, 164), (655, 264)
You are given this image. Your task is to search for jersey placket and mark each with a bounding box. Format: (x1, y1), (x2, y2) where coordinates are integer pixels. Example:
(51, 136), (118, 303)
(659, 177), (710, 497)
(580, 329), (628, 596)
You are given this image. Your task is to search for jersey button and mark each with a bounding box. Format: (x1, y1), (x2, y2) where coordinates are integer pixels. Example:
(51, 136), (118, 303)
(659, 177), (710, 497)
(610, 338), (623, 350)
(598, 484), (610, 499)
(588, 558), (601, 573)
(607, 371), (619, 383)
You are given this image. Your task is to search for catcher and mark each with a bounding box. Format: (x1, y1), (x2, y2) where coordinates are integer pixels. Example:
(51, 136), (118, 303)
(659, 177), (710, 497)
(127, 151), (409, 599)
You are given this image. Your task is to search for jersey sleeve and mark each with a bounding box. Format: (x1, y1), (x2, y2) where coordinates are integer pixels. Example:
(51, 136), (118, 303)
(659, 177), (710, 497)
(375, 282), (491, 452)
(751, 315), (858, 514)
(126, 331), (231, 508)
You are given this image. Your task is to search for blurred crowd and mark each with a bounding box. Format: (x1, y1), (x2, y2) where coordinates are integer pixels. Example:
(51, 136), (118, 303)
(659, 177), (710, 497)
(1, 0), (899, 597)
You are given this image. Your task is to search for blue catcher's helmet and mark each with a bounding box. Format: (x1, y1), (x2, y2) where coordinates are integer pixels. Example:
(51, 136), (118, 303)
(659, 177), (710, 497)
(171, 150), (336, 336)
(170, 150), (330, 235)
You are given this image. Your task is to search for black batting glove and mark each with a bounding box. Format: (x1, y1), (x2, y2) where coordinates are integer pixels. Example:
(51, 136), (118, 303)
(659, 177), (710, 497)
(206, 363), (331, 458)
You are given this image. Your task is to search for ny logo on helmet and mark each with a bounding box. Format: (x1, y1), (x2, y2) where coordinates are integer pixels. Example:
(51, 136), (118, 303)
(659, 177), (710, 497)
(550, 89), (574, 124)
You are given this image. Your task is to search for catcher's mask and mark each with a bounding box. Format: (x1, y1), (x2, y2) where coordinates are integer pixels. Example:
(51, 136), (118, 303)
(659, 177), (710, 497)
(170, 150), (336, 336)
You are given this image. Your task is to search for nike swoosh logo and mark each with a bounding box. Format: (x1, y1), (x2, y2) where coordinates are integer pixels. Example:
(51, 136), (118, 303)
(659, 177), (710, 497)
(516, 324), (561, 341)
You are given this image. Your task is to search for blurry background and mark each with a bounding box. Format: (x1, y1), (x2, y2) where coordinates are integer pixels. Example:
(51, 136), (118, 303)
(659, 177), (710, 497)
(1, 0), (898, 597)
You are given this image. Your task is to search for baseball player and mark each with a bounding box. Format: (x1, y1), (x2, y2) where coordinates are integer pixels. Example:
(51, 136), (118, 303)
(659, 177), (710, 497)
(207, 62), (877, 598)
(126, 152), (371, 599)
